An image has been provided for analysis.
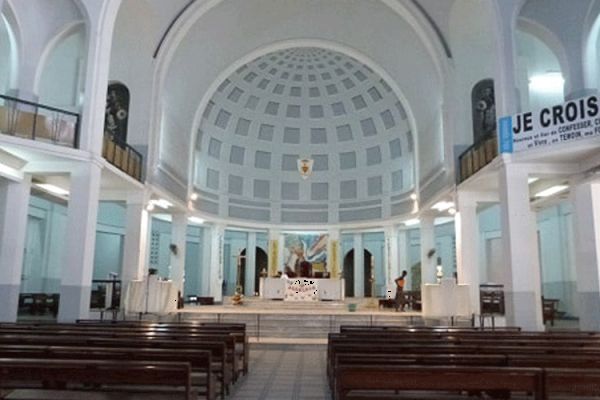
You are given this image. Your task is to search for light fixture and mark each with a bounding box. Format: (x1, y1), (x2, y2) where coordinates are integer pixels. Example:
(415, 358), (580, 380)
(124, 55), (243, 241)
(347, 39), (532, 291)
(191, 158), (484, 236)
(188, 216), (205, 225)
(431, 201), (454, 212)
(529, 72), (564, 93)
(535, 185), (569, 198)
(35, 183), (69, 196)
(448, 207), (456, 215)
(403, 218), (420, 226)
(146, 203), (155, 212)
(0, 163), (22, 180)
(149, 199), (173, 209)
(410, 193), (418, 201)
(190, 193), (199, 201)
(528, 177), (539, 184)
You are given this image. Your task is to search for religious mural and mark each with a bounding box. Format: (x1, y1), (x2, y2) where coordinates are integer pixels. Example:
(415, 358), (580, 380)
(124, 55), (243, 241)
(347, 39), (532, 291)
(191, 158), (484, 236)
(104, 82), (130, 143)
(283, 233), (328, 277)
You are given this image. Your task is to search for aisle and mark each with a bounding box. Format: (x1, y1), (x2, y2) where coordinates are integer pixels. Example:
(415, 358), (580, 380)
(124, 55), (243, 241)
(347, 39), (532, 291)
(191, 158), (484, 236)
(230, 345), (330, 400)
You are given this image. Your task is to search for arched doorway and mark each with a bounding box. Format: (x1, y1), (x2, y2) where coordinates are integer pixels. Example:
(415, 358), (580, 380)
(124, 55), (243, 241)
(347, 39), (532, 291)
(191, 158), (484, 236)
(343, 249), (373, 297)
(254, 247), (268, 294)
(343, 251), (354, 297)
(238, 249), (247, 294)
(363, 249), (373, 297)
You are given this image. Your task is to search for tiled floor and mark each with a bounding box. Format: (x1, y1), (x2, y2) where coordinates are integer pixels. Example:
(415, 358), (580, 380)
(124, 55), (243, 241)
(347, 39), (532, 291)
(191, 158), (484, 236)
(230, 345), (331, 400)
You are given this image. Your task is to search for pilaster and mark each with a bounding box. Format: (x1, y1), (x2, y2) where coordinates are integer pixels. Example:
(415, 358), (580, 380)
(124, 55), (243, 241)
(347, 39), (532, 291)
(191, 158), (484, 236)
(420, 215), (436, 284)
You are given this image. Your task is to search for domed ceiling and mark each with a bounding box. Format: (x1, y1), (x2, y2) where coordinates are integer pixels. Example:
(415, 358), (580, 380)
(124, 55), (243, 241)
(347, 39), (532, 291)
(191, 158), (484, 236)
(193, 47), (415, 225)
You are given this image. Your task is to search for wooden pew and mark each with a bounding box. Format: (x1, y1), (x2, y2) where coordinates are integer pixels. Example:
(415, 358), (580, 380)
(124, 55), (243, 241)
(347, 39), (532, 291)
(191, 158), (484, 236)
(334, 365), (544, 400)
(0, 334), (230, 399)
(0, 345), (214, 400)
(0, 358), (194, 400)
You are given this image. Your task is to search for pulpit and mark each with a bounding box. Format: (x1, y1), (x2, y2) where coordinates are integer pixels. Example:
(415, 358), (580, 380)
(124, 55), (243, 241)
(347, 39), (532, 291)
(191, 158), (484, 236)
(422, 278), (471, 319)
(124, 275), (178, 314)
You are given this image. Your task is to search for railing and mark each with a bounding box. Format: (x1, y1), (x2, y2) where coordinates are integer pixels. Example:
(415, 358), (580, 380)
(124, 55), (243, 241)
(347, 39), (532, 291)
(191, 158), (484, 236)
(102, 133), (143, 182)
(457, 133), (498, 183)
(0, 94), (80, 148)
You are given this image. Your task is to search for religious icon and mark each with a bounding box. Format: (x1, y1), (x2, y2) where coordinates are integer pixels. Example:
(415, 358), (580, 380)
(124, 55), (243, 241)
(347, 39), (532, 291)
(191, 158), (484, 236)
(104, 82), (130, 143)
(297, 157), (314, 180)
(471, 79), (496, 143)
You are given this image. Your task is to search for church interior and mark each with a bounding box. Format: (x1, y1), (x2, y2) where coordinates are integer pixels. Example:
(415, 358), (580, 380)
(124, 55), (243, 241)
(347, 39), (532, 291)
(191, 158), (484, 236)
(1, 0), (600, 399)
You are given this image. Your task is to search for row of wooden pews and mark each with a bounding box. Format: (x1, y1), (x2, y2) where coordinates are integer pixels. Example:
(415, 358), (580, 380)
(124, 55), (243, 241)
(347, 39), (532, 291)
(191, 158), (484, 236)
(0, 320), (249, 400)
(328, 325), (600, 400)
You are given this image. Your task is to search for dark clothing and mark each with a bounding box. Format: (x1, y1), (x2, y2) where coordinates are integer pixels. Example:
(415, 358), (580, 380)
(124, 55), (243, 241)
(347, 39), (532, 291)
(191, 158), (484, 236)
(394, 276), (406, 311)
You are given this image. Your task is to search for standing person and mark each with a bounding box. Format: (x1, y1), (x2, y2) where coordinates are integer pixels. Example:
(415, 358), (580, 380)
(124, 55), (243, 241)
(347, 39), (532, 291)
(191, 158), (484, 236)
(394, 270), (408, 312)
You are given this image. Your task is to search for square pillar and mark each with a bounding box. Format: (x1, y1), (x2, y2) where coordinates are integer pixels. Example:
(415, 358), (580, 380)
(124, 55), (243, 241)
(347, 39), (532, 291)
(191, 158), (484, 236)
(572, 181), (600, 330)
(244, 232), (257, 296)
(58, 163), (102, 322)
(267, 229), (280, 277)
(121, 198), (150, 285)
(353, 233), (365, 297)
(328, 229), (341, 279)
(209, 224), (225, 302)
(420, 215), (436, 284)
(385, 226), (399, 297)
(0, 175), (32, 322)
(455, 192), (480, 314)
(200, 227), (212, 296)
(398, 229), (410, 290)
(170, 213), (188, 294)
(499, 163), (543, 330)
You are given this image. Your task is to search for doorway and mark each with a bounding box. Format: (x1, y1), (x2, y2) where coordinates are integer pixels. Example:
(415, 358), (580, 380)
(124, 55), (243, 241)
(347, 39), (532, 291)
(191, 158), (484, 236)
(343, 249), (373, 297)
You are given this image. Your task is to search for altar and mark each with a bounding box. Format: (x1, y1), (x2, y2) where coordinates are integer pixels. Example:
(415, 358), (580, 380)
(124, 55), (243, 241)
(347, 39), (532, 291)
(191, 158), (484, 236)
(124, 275), (178, 314)
(422, 278), (471, 319)
(260, 277), (344, 301)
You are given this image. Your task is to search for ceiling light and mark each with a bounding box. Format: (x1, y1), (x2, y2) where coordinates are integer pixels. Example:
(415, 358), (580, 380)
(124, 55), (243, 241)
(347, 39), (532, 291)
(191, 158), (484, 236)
(431, 201), (454, 212)
(35, 183), (69, 196)
(529, 72), (564, 93)
(528, 177), (539, 184)
(149, 199), (173, 209)
(410, 193), (418, 201)
(146, 203), (155, 212)
(188, 216), (205, 225)
(535, 185), (569, 198)
(190, 193), (199, 201)
(448, 207), (456, 215)
(403, 218), (420, 226)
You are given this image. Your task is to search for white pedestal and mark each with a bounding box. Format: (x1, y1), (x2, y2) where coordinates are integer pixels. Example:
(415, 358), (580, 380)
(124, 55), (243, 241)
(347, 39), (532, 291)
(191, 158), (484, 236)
(261, 278), (344, 301)
(422, 278), (471, 318)
(124, 276), (178, 314)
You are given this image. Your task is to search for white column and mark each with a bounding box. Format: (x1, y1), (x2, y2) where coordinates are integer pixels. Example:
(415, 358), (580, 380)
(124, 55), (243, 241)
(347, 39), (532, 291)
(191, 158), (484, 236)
(121, 197), (150, 285)
(420, 215), (436, 284)
(209, 224), (225, 302)
(455, 192), (480, 314)
(327, 228), (341, 278)
(58, 162), (102, 322)
(170, 213), (188, 295)
(572, 181), (600, 330)
(384, 226), (399, 298)
(245, 232), (257, 296)
(398, 229), (410, 289)
(200, 227), (212, 296)
(353, 233), (365, 297)
(0, 175), (32, 322)
(499, 163), (543, 330)
(267, 229), (280, 277)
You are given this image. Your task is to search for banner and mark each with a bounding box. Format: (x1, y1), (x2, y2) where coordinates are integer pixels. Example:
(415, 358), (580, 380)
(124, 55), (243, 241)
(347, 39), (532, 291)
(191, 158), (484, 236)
(498, 95), (600, 153)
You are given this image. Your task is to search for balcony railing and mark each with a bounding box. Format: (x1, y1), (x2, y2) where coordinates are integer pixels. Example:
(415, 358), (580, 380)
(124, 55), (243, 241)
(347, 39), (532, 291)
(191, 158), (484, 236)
(102, 133), (143, 182)
(0, 94), (80, 148)
(457, 133), (498, 183)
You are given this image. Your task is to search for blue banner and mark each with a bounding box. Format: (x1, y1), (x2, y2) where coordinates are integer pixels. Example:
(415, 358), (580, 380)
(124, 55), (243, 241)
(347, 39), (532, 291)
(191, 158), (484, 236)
(498, 116), (513, 153)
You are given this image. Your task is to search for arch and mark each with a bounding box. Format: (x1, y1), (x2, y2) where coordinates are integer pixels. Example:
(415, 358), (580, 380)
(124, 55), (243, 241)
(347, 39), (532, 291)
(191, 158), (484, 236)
(185, 39), (421, 205)
(33, 21), (86, 98)
(583, 0), (600, 90)
(1, 1), (20, 91)
(146, 0), (449, 202)
(517, 17), (571, 94)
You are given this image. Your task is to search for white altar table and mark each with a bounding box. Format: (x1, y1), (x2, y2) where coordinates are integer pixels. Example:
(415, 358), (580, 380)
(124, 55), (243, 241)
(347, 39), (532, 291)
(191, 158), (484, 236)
(260, 277), (344, 301)
(124, 276), (178, 314)
(422, 278), (471, 319)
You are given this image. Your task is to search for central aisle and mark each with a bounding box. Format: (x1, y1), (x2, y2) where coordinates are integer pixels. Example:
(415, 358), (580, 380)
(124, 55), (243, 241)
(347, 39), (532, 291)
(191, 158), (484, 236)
(230, 345), (330, 400)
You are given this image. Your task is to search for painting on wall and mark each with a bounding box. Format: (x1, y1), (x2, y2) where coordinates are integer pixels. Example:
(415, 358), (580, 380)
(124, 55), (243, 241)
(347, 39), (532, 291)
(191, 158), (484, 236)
(471, 78), (496, 143)
(283, 233), (328, 277)
(104, 82), (130, 143)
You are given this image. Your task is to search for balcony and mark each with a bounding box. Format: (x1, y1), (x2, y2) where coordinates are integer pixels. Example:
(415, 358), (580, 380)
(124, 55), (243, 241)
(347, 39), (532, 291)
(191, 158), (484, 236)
(0, 94), (80, 148)
(102, 134), (143, 182)
(457, 133), (498, 183)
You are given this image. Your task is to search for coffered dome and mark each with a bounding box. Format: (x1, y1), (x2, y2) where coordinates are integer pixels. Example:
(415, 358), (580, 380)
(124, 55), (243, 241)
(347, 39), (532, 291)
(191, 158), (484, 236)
(193, 47), (415, 225)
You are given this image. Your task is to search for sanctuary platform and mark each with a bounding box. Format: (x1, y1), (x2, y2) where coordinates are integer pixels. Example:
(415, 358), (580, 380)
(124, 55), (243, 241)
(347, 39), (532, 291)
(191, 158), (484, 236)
(176, 297), (433, 343)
